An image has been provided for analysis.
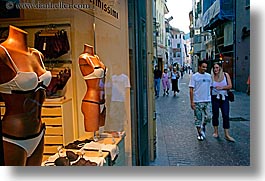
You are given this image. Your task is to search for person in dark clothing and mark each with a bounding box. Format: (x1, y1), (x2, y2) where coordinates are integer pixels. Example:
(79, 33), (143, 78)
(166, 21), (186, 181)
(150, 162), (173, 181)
(171, 66), (180, 96)
(211, 63), (235, 142)
(154, 65), (162, 98)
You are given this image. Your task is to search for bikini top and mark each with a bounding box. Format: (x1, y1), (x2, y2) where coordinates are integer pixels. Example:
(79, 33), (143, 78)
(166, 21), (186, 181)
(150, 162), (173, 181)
(0, 45), (52, 94)
(80, 55), (105, 80)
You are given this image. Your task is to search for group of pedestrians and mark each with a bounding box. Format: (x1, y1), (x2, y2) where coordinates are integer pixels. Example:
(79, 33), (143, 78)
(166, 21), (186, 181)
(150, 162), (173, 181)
(154, 61), (235, 142)
(189, 60), (235, 142)
(154, 65), (180, 98)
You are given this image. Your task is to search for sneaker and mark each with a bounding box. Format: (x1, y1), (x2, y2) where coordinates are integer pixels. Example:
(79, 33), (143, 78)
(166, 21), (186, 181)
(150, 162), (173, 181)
(197, 134), (204, 141)
(201, 125), (206, 138)
(200, 130), (205, 138)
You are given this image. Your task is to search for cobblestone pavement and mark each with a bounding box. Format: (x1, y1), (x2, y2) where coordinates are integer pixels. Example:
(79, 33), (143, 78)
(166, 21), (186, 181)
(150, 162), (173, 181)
(150, 73), (250, 166)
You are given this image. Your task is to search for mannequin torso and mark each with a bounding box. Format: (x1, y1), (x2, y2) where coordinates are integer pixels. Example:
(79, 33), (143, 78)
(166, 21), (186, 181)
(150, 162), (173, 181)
(79, 44), (106, 132)
(0, 25), (52, 165)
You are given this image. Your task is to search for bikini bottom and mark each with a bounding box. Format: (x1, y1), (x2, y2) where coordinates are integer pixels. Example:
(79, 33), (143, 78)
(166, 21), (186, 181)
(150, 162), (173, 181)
(82, 100), (106, 126)
(2, 124), (46, 157)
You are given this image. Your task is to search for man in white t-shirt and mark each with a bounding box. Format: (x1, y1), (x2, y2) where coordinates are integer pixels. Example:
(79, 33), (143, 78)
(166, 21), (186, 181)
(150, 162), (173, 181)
(189, 61), (212, 141)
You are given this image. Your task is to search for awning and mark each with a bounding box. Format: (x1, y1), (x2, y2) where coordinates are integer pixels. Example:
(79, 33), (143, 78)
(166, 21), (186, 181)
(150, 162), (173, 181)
(203, 0), (234, 30)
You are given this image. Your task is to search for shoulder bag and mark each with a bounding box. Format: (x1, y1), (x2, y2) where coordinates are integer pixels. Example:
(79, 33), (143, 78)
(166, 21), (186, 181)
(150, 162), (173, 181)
(224, 73), (234, 102)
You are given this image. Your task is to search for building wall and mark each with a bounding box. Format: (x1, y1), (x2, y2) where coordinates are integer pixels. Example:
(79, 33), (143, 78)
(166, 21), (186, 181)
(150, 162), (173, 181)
(166, 27), (173, 67)
(192, 0), (204, 72)
(147, 0), (156, 162)
(184, 34), (192, 66)
(235, 0), (250, 92)
(171, 29), (186, 67)
(156, 0), (168, 68)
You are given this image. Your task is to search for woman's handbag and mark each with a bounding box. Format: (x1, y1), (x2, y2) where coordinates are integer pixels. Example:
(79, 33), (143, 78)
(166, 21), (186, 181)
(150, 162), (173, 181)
(227, 90), (234, 102)
(224, 73), (235, 102)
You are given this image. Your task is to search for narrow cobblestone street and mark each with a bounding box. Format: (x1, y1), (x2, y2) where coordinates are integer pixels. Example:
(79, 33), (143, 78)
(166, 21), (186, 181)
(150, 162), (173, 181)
(150, 73), (250, 166)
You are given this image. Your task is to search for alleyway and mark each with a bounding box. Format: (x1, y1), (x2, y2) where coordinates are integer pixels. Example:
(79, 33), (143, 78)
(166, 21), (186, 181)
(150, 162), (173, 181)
(150, 73), (250, 166)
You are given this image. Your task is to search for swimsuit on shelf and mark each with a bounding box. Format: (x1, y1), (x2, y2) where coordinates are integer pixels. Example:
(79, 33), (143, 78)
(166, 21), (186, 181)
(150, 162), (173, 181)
(0, 45), (52, 94)
(0, 45), (52, 157)
(2, 124), (46, 157)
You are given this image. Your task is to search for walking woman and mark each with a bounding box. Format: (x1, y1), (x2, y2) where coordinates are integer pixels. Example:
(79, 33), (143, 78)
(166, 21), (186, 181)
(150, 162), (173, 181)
(211, 63), (235, 142)
(171, 66), (180, 96)
(162, 68), (170, 96)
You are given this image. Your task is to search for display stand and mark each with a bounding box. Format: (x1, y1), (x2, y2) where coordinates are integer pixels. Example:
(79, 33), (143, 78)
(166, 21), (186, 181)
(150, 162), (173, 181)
(78, 131), (126, 166)
(41, 131), (126, 166)
(41, 98), (74, 161)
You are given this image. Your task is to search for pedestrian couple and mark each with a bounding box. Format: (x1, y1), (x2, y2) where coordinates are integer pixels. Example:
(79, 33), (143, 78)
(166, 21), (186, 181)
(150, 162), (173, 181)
(163, 66), (180, 97)
(189, 60), (235, 142)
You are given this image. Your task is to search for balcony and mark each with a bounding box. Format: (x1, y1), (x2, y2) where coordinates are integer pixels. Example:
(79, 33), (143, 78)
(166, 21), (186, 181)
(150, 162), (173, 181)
(203, 0), (234, 30)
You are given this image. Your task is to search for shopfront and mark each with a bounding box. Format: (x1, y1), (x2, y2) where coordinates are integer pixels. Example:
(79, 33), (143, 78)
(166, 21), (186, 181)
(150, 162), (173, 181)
(0, 0), (133, 166)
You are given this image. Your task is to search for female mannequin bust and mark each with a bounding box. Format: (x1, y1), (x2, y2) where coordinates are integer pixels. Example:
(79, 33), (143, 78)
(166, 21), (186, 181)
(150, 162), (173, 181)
(0, 25), (52, 165)
(79, 44), (106, 138)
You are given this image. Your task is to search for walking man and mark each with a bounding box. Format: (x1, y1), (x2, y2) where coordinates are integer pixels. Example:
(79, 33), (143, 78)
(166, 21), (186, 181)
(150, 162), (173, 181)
(189, 61), (212, 141)
(154, 65), (162, 98)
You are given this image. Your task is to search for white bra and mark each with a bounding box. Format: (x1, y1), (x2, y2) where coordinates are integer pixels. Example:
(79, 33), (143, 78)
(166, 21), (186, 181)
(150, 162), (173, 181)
(80, 55), (105, 80)
(0, 45), (52, 94)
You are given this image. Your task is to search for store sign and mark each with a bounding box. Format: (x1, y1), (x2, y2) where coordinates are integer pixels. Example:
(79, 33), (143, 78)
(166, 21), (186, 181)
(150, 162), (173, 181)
(83, 0), (121, 28)
(89, 0), (119, 19)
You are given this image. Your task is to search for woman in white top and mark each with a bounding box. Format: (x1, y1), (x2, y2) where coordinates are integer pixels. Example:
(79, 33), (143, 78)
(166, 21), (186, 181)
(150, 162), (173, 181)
(211, 63), (235, 142)
(171, 66), (180, 96)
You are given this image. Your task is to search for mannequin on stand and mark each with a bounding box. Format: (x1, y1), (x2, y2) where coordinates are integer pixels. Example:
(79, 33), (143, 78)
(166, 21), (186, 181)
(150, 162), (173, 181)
(78, 44), (107, 141)
(0, 25), (52, 165)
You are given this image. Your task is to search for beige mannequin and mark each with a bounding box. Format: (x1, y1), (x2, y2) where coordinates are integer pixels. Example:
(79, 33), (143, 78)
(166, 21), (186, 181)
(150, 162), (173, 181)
(79, 44), (106, 137)
(0, 25), (51, 165)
